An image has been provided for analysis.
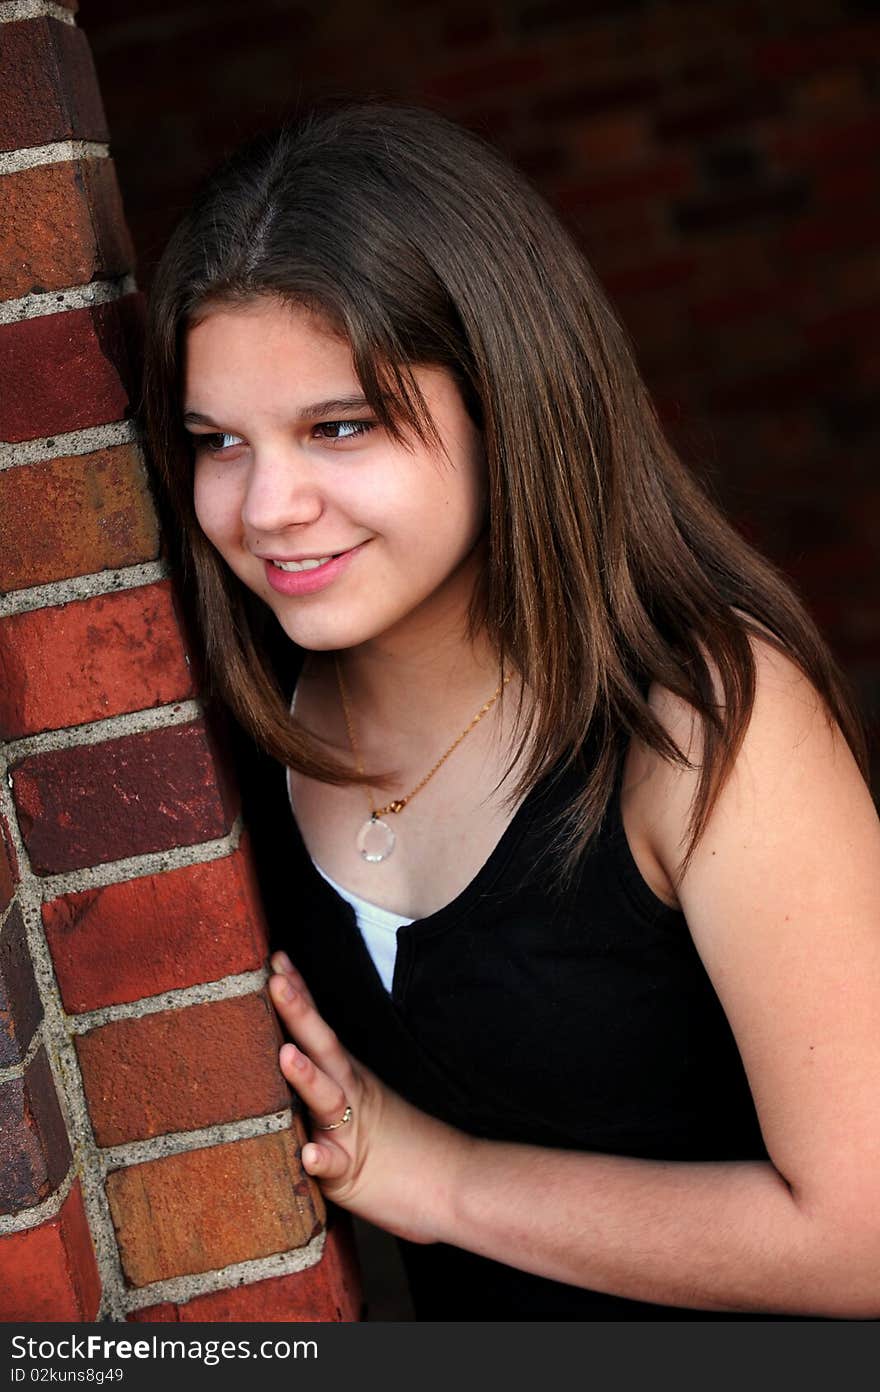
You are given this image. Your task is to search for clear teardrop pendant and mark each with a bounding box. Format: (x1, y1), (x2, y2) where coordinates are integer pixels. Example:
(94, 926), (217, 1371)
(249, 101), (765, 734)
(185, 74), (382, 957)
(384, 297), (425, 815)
(357, 815), (396, 863)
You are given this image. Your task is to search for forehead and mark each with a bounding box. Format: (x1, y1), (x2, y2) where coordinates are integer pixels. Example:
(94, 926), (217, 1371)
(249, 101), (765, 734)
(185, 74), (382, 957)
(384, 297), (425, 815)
(184, 299), (354, 393)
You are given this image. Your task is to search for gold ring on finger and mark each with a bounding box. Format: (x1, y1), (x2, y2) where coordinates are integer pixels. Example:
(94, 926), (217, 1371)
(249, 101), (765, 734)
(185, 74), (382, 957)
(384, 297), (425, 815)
(315, 1104), (353, 1131)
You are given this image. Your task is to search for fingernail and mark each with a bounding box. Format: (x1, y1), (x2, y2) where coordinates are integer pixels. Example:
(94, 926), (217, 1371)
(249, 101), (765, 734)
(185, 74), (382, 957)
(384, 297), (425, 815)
(275, 951), (294, 973)
(277, 977), (294, 1002)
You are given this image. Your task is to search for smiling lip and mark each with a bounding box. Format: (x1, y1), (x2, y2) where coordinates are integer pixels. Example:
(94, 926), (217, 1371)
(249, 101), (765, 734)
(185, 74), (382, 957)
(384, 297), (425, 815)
(263, 542), (366, 596)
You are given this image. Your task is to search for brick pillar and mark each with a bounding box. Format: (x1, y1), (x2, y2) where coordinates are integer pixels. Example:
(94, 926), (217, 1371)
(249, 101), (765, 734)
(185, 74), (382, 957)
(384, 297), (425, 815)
(0, 2), (360, 1322)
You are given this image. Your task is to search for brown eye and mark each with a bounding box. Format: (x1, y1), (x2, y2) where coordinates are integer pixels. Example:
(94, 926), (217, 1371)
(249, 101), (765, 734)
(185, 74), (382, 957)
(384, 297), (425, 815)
(191, 431), (245, 453)
(313, 420), (375, 441)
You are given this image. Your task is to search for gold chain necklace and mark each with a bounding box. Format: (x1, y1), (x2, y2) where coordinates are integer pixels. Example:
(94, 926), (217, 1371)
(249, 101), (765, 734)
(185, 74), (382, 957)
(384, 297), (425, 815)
(334, 653), (511, 864)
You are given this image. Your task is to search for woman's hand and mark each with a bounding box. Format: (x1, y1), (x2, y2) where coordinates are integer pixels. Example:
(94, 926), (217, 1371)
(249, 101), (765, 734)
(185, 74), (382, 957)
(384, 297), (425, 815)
(268, 951), (467, 1245)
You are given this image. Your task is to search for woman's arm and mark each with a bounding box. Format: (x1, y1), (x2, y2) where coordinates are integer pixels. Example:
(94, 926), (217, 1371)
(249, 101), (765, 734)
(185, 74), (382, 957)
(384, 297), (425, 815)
(270, 641), (880, 1317)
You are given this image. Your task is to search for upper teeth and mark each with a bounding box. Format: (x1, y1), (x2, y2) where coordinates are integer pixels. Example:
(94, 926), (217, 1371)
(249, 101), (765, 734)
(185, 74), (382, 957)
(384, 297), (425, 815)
(273, 556), (334, 572)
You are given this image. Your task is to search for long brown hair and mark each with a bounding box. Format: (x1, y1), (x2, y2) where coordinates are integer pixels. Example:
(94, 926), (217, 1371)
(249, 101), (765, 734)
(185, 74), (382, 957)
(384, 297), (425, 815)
(142, 100), (869, 894)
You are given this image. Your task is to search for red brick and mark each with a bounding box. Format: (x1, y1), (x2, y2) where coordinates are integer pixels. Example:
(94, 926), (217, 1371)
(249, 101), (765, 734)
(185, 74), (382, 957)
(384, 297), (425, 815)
(10, 719), (239, 876)
(0, 19), (108, 152)
(0, 903), (42, 1068)
(106, 1125), (324, 1288)
(0, 297), (142, 444)
(0, 1180), (100, 1322)
(0, 582), (195, 740)
(76, 991), (289, 1145)
(43, 837), (268, 1012)
(0, 815), (18, 913)
(0, 445), (160, 593)
(129, 1214), (362, 1322)
(0, 159), (134, 300)
(0, 1047), (71, 1216)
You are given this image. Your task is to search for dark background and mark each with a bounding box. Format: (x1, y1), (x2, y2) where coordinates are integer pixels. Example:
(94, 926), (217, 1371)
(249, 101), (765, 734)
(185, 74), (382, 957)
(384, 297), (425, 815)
(79, 0), (880, 770)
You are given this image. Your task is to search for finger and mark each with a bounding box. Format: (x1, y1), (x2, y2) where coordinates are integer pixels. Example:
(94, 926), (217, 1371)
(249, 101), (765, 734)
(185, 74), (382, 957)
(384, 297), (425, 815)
(302, 1139), (349, 1181)
(269, 952), (315, 1006)
(279, 1042), (350, 1129)
(269, 974), (355, 1088)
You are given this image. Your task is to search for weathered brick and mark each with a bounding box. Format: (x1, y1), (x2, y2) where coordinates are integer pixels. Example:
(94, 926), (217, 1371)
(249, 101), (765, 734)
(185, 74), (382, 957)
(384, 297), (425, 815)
(129, 1215), (362, 1322)
(0, 445), (160, 593)
(0, 159), (134, 300)
(0, 581), (195, 739)
(0, 1047), (71, 1216)
(76, 991), (289, 1145)
(0, 1180), (100, 1322)
(106, 1125), (324, 1288)
(0, 815), (18, 914)
(0, 902), (42, 1068)
(0, 18), (108, 152)
(0, 296), (142, 444)
(10, 719), (239, 876)
(43, 838), (267, 1012)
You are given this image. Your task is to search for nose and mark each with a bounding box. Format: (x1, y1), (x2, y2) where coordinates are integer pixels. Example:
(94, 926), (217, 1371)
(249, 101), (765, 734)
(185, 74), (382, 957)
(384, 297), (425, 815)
(240, 445), (324, 541)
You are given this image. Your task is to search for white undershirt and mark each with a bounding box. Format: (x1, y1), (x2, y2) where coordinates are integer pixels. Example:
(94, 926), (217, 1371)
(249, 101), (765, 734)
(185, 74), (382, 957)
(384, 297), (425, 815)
(286, 684), (414, 993)
(312, 861), (412, 993)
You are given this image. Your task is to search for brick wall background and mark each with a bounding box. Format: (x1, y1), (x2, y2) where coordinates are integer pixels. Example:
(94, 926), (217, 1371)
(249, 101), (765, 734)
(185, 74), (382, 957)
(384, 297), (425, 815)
(80, 0), (880, 785)
(0, 0), (359, 1322)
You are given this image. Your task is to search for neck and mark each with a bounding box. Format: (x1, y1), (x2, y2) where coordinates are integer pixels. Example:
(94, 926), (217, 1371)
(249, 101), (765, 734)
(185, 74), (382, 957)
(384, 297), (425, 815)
(327, 624), (513, 751)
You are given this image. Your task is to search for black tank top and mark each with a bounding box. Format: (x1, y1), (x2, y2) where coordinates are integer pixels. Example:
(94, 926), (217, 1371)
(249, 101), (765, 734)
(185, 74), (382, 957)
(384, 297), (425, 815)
(238, 700), (793, 1321)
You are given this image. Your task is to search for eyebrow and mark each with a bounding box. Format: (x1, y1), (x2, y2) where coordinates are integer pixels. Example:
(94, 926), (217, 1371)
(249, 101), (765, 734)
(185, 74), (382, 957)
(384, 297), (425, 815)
(182, 396), (374, 427)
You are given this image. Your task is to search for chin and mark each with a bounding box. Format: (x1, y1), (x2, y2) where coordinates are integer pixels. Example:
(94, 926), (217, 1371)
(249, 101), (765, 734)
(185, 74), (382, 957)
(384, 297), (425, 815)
(270, 614), (370, 653)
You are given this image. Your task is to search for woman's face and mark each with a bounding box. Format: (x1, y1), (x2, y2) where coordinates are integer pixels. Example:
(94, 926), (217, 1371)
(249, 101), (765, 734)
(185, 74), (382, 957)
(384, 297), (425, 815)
(184, 298), (488, 655)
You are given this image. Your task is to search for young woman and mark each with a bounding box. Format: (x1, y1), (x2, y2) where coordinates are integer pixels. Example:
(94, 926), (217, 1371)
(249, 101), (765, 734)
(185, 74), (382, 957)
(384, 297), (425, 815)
(142, 102), (880, 1320)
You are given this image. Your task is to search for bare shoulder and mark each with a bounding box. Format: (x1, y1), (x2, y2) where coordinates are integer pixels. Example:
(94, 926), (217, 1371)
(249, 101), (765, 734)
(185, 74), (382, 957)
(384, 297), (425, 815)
(624, 634), (872, 895)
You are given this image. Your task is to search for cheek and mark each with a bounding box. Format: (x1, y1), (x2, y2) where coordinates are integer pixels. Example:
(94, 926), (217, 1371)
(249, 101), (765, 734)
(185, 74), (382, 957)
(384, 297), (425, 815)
(193, 465), (239, 543)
